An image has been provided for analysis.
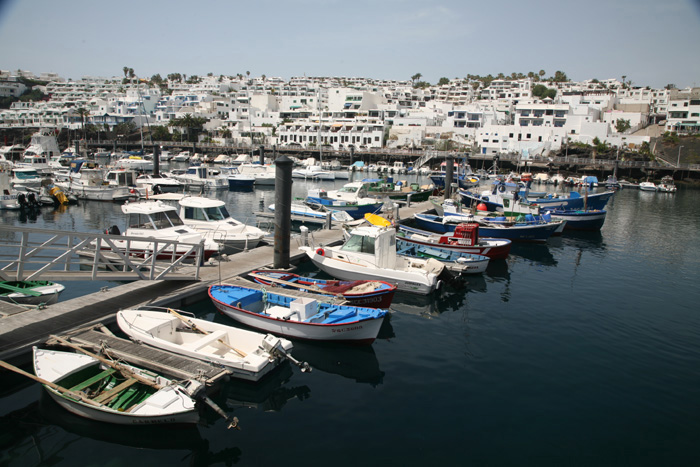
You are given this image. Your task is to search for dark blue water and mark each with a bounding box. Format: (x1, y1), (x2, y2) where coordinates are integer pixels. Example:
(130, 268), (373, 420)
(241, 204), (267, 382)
(1, 177), (699, 466)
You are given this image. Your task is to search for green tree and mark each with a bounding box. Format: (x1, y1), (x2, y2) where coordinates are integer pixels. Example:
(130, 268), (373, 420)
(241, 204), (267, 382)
(151, 125), (172, 141)
(553, 70), (568, 82)
(411, 73), (422, 85)
(437, 77), (450, 86)
(76, 107), (89, 139)
(538, 69), (546, 81)
(123, 66), (129, 78)
(615, 119), (631, 133)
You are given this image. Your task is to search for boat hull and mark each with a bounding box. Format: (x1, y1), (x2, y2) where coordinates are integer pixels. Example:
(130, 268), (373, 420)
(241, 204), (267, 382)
(547, 210), (607, 231)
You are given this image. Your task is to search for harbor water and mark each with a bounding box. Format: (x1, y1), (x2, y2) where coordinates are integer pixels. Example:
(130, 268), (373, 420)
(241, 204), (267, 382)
(1, 174), (699, 466)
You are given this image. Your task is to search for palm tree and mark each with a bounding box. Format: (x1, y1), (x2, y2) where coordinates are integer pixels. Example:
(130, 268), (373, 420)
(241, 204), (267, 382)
(123, 66), (129, 78)
(539, 69), (546, 81)
(411, 73), (422, 85)
(76, 107), (89, 140)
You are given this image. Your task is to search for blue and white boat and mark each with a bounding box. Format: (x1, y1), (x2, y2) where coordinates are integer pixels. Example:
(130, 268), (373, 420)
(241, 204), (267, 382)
(268, 202), (354, 222)
(396, 240), (489, 275)
(412, 213), (563, 242)
(208, 284), (389, 345)
(305, 186), (384, 220)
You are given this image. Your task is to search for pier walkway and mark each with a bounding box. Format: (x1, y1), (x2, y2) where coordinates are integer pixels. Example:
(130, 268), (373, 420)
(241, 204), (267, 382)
(0, 200), (433, 362)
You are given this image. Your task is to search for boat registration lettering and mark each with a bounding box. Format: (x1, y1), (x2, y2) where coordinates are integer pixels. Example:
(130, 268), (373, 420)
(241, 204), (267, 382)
(332, 325), (363, 333)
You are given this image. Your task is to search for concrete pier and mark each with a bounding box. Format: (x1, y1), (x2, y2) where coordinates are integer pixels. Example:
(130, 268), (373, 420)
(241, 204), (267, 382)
(0, 199), (435, 362)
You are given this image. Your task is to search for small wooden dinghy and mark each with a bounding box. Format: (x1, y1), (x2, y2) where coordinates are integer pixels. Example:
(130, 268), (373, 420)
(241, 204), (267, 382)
(117, 307), (302, 381)
(31, 347), (200, 425)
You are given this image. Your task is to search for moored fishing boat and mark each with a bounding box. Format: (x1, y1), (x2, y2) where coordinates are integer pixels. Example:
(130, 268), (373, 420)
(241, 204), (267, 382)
(116, 307), (298, 381)
(0, 280), (65, 306)
(31, 347), (200, 425)
(413, 212), (563, 242)
(395, 223), (512, 260)
(208, 284), (389, 345)
(396, 241), (490, 275)
(544, 209), (607, 231)
(300, 225), (446, 294)
(248, 270), (397, 308)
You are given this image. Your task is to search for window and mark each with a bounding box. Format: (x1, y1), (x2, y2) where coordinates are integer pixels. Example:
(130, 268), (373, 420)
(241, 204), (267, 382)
(341, 234), (375, 254)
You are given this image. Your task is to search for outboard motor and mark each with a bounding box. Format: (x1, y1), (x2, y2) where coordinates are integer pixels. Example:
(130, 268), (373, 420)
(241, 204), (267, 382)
(17, 193), (27, 208)
(27, 192), (39, 208)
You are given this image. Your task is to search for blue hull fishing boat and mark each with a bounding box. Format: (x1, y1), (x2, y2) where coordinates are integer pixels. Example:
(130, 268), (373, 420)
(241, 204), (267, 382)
(208, 284), (389, 345)
(545, 209), (607, 231)
(412, 213), (562, 242)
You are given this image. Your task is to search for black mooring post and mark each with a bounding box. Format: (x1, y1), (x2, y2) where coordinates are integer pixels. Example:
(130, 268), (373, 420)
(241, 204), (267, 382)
(153, 145), (160, 176)
(445, 154), (454, 199)
(273, 155), (293, 268)
(259, 145), (264, 165)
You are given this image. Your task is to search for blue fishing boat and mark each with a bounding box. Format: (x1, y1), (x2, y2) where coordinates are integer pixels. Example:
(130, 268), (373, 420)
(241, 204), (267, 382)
(305, 186), (384, 220)
(208, 284), (389, 345)
(412, 213), (563, 242)
(544, 209), (607, 231)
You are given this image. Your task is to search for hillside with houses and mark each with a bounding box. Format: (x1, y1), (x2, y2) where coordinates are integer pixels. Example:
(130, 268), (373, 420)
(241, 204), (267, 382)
(1, 69), (698, 166)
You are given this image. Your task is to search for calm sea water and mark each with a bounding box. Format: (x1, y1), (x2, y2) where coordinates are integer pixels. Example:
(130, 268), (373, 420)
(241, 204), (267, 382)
(1, 172), (699, 466)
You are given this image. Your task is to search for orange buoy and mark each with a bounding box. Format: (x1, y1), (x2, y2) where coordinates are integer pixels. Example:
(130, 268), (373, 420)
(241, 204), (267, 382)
(476, 203), (488, 211)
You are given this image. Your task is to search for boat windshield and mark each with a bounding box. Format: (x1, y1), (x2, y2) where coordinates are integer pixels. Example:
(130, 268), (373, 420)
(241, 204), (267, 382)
(341, 234), (375, 255)
(184, 206), (228, 221)
(15, 170), (40, 179)
(129, 210), (184, 229)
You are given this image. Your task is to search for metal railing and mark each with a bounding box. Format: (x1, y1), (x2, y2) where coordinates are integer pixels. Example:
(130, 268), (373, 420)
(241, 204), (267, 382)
(0, 225), (202, 282)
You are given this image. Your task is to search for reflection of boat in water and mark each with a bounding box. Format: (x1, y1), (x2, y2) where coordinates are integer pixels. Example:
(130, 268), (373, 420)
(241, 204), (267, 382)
(216, 363), (312, 413)
(508, 243), (557, 266)
(390, 291), (442, 318)
(290, 341), (385, 386)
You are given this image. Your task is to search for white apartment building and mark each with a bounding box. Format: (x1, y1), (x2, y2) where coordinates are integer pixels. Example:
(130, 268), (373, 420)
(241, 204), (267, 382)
(665, 88), (700, 134)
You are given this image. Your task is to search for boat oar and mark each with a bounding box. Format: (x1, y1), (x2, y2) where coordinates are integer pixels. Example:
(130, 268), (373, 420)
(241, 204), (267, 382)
(167, 308), (247, 358)
(0, 358), (106, 409)
(248, 272), (326, 294)
(50, 335), (164, 390)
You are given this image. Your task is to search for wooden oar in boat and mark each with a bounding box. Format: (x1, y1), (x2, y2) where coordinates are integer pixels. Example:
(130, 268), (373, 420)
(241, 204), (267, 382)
(50, 335), (164, 390)
(0, 358), (107, 408)
(167, 308), (247, 358)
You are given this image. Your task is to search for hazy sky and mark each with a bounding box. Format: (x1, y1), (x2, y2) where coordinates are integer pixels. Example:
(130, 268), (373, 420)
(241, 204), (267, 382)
(1, 0), (699, 89)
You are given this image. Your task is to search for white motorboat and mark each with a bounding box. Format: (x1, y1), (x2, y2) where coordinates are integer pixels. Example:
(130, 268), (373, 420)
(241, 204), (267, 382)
(268, 202), (354, 222)
(639, 182), (657, 192)
(116, 307), (295, 381)
(19, 129), (60, 175)
(172, 166), (228, 191)
(300, 225), (445, 295)
(177, 195), (265, 254)
(10, 167), (44, 190)
(32, 347), (200, 425)
(56, 168), (132, 202)
(135, 173), (183, 194)
(172, 151), (191, 162)
(292, 165), (335, 180)
(102, 200), (220, 261)
(114, 155), (154, 172)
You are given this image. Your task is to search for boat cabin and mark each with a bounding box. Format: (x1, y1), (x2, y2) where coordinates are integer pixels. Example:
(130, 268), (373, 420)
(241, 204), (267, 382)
(179, 197), (230, 222)
(341, 226), (396, 269)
